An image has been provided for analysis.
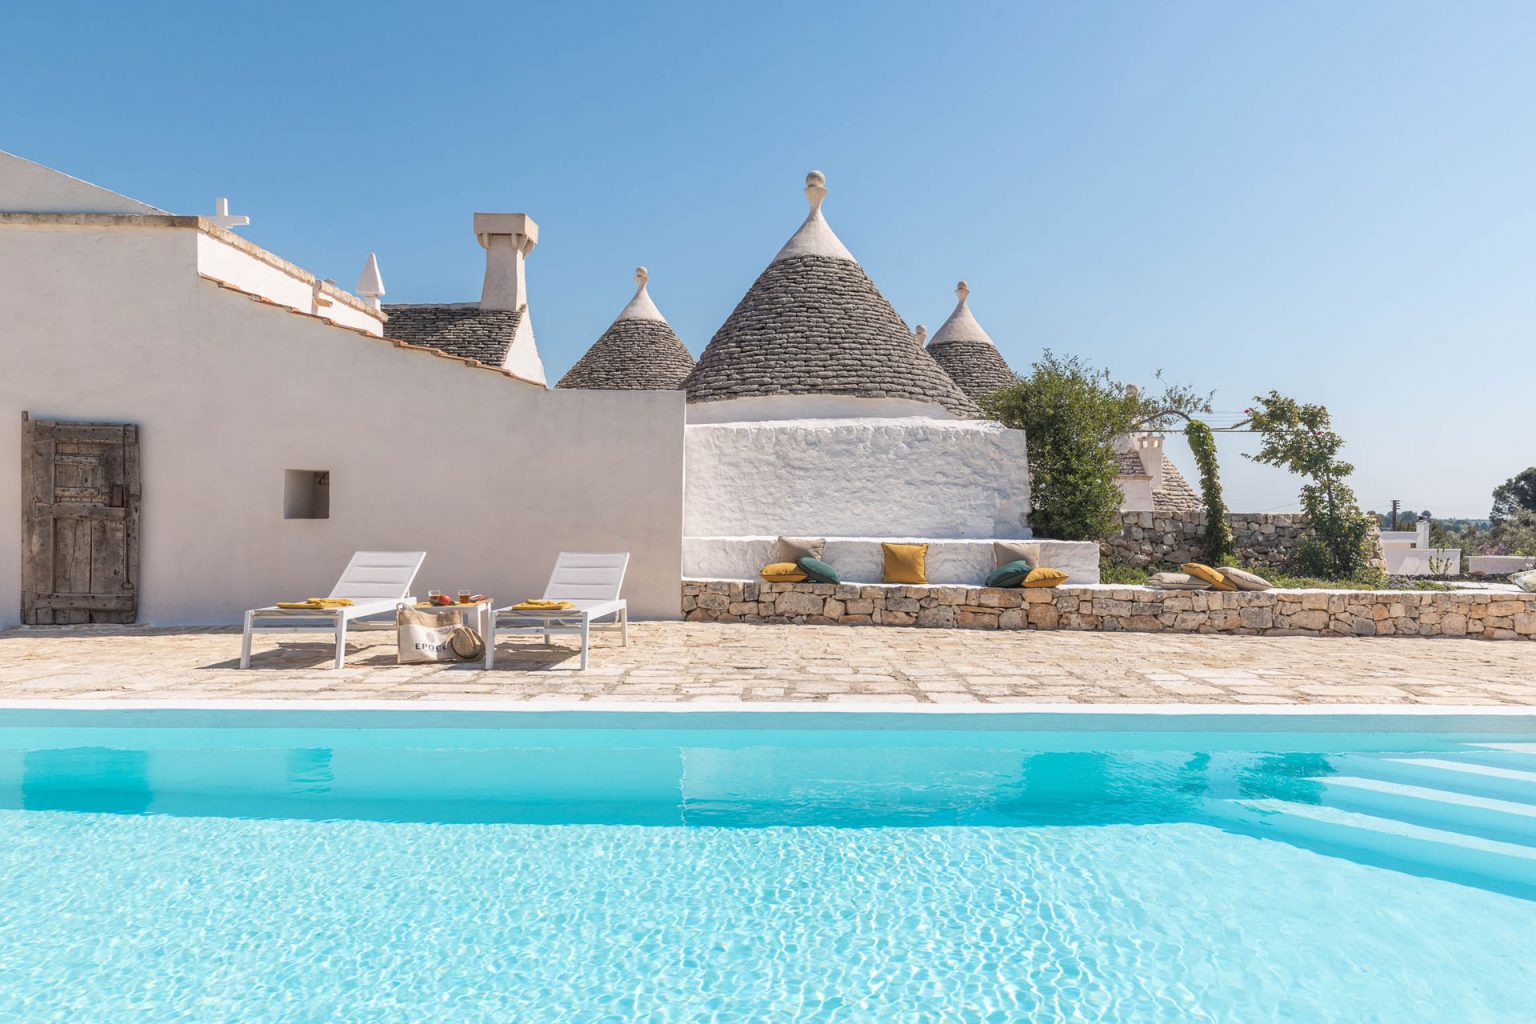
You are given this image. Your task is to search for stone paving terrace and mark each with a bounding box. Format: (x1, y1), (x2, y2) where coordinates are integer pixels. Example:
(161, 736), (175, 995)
(2, 622), (1535, 706)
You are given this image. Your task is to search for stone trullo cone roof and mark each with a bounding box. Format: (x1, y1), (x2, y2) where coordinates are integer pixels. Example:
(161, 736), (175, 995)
(557, 267), (695, 390)
(681, 171), (980, 417)
(925, 281), (1017, 401)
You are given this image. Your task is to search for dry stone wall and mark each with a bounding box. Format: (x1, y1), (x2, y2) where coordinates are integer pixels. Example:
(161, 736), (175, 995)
(682, 580), (1536, 640)
(1104, 511), (1385, 571)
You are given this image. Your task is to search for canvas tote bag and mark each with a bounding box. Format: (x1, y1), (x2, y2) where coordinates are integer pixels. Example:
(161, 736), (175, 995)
(397, 605), (463, 664)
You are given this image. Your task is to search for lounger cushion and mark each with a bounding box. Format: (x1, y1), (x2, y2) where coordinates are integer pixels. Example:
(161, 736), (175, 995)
(882, 543), (928, 585)
(797, 556), (841, 584)
(759, 561), (809, 583)
(1220, 567), (1274, 592)
(1024, 567), (1069, 588)
(778, 537), (826, 563)
(986, 560), (1032, 588)
(992, 541), (1037, 570)
(1182, 563), (1238, 591)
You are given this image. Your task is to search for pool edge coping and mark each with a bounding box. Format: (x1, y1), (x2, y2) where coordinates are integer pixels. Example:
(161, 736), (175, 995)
(1, 698), (1535, 716)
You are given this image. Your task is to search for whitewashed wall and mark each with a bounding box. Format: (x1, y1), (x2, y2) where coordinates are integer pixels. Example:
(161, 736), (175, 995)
(0, 221), (686, 625)
(684, 418), (1031, 538)
(194, 231), (384, 335)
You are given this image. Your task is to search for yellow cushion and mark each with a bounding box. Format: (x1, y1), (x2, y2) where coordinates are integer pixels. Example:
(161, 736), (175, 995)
(1023, 567), (1069, 588)
(881, 543), (928, 585)
(1182, 562), (1238, 591)
(759, 561), (809, 583)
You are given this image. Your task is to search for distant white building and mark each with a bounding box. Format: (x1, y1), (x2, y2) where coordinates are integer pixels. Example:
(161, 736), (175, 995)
(1113, 433), (1203, 514)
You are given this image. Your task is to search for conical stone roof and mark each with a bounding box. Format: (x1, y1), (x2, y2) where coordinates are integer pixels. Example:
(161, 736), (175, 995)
(557, 267), (695, 390)
(926, 281), (1017, 402)
(681, 172), (980, 418)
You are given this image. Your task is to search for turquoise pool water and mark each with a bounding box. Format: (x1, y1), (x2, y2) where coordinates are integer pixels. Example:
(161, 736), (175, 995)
(0, 711), (1533, 1022)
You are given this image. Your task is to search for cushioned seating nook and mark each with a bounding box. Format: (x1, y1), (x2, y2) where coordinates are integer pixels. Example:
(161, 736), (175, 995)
(687, 536), (1100, 587)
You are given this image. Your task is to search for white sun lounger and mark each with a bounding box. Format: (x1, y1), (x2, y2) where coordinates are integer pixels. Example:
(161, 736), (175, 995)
(240, 551), (426, 669)
(487, 553), (629, 670)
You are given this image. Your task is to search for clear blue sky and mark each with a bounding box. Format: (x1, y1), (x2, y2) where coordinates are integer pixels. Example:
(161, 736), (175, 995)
(5, 1), (1532, 517)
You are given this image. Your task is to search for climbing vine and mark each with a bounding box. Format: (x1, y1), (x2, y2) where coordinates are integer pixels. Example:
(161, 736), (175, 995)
(1184, 419), (1233, 563)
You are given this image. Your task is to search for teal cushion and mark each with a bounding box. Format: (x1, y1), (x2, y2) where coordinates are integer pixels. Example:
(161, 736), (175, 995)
(797, 556), (841, 584)
(986, 559), (1032, 588)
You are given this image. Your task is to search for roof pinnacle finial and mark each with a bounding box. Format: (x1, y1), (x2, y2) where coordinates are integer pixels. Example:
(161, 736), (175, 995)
(616, 264), (666, 322)
(356, 252), (385, 311)
(805, 170), (827, 214)
(956, 280), (970, 303)
(915, 324), (927, 345)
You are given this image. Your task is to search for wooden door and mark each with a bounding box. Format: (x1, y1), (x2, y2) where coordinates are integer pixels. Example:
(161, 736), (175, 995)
(21, 414), (140, 624)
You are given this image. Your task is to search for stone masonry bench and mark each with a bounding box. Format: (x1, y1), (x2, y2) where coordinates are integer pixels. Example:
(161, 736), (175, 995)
(681, 581), (1536, 639)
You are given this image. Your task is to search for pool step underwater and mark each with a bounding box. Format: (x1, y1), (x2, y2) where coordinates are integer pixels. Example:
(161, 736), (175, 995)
(1209, 749), (1536, 898)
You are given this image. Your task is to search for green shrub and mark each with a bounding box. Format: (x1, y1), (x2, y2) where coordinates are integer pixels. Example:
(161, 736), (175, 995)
(986, 353), (1208, 542)
(1245, 391), (1376, 580)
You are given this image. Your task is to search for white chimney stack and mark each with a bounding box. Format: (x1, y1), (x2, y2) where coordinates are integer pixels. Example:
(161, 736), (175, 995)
(473, 212), (538, 311)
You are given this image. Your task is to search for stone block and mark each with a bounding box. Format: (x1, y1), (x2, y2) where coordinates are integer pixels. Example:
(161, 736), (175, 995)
(956, 609), (1000, 629)
(916, 606), (957, 628)
(823, 598), (845, 619)
(998, 608), (1025, 629)
(978, 589), (1024, 608)
(775, 591), (824, 617)
(1027, 604), (1060, 629)
(1288, 609), (1328, 631)
(844, 599), (874, 615)
(695, 592), (729, 611)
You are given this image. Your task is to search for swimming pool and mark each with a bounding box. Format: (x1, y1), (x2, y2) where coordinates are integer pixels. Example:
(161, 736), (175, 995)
(0, 708), (1532, 1022)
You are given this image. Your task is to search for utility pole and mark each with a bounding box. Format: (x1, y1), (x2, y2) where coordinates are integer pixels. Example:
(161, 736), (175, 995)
(1390, 499), (1400, 531)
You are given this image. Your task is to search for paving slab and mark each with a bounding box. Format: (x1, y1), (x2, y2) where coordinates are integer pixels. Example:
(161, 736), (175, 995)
(0, 622), (1533, 706)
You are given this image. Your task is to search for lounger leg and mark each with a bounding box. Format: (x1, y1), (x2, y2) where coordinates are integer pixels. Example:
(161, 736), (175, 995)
(486, 615), (496, 670)
(620, 606), (629, 646)
(334, 616), (347, 670)
(240, 611), (254, 668)
(579, 617), (590, 671)
(544, 628), (552, 646)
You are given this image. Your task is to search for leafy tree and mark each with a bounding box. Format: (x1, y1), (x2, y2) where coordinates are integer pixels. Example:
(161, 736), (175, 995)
(1492, 468), (1536, 523)
(1244, 391), (1376, 579)
(1489, 508), (1536, 557)
(985, 353), (1209, 541)
(1185, 419), (1233, 562)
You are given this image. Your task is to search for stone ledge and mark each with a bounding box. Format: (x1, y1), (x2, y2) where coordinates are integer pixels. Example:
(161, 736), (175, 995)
(681, 580), (1536, 639)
